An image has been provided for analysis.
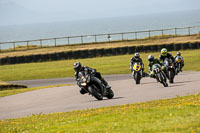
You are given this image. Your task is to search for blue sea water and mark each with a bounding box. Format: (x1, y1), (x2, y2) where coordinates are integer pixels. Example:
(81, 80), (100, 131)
(0, 9), (200, 49)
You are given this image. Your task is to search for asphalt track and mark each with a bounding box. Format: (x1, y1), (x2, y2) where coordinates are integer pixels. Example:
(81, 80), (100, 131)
(1, 71), (200, 120)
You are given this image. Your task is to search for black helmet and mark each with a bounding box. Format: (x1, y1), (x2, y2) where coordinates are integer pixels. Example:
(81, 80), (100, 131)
(73, 62), (82, 71)
(148, 55), (154, 62)
(177, 52), (181, 56)
(134, 52), (140, 58)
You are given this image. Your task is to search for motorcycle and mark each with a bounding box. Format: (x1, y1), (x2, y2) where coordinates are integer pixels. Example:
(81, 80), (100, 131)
(175, 56), (183, 75)
(163, 58), (176, 83)
(132, 62), (143, 84)
(77, 71), (114, 100)
(152, 64), (168, 87)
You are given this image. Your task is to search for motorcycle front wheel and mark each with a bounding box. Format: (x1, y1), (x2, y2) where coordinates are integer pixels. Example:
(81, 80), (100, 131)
(168, 71), (174, 83)
(134, 72), (141, 84)
(88, 85), (103, 100)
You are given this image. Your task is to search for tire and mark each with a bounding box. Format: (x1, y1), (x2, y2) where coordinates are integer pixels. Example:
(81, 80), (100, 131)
(88, 85), (103, 100)
(157, 73), (162, 83)
(168, 71), (174, 83)
(88, 77), (104, 100)
(106, 89), (114, 99)
(160, 73), (168, 87)
(134, 72), (141, 84)
(175, 68), (178, 75)
(163, 81), (168, 87)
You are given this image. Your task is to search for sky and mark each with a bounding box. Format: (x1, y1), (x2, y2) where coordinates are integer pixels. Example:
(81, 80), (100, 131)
(0, 0), (200, 25)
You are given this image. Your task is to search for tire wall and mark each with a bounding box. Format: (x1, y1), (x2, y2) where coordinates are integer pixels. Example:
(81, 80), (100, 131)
(0, 42), (199, 65)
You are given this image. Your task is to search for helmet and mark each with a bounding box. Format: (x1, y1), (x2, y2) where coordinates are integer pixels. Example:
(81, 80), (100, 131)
(177, 52), (181, 56)
(148, 55), (154, 62)
(161, 48), (167, 56)
(73, 62), (82, 71)
(134, 52), (140, 58)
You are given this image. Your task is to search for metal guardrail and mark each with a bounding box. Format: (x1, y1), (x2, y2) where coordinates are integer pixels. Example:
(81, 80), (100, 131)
(0, 25), (200, 51)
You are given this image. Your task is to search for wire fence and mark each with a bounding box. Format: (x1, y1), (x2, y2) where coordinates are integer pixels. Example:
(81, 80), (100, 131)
(0, 25), (200, 52)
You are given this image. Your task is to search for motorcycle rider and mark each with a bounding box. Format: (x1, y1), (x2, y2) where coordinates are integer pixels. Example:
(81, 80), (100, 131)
(147, 55), (163, 78)
(174, 52), (184, 71)
(130, 52), (145, 77)
(73, 62), (111, 95)
(159, 48), (175, 64)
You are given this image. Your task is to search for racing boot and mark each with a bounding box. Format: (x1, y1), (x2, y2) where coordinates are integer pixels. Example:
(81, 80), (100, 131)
(101, 78), (111, 96)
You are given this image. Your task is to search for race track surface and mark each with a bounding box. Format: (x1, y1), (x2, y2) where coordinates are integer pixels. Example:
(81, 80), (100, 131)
(1, 71), (200, 120)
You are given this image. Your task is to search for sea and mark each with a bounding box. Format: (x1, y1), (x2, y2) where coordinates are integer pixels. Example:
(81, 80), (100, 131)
(0, 9), (200, 49)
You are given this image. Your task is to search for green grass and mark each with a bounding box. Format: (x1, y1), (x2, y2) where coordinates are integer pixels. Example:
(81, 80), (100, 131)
(0, 93), (199, 132)
(0, 84), (71, 98)
(0, 49), (200, 81)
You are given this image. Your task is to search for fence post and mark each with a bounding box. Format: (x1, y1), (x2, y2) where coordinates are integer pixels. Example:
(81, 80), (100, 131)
(54, 38), (57, 47)
(188, 27), (191, 36)
(68, 37), (70, 45)
(174, 28), (177, 36)
(81, 36), (83, 44)
(135, 32), (137, 40)
(13, 42), (15, 51)
(40, 40), (43, 48)
(108, 34), (111, 42)
(94, 35), (97, 43)
(121, 33), (124, 40)
(27, 41), (29, 49)
(148, 30), (151, 39)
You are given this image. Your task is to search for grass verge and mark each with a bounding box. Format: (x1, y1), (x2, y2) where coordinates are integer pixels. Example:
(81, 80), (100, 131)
(0, 93), (199, 132)
(0, 84), (71, 98)
(0, 49), (200, 81)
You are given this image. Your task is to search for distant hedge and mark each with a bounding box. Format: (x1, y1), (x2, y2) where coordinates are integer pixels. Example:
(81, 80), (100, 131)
(0, 84), (27, 90)
(0, 42), (199, 65)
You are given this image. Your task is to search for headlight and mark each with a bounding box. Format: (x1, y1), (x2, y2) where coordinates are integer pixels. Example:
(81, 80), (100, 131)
(81, 83), (87, 86)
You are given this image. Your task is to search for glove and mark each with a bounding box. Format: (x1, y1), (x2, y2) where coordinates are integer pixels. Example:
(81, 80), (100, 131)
(161, 66), (165, 71)
(150, 71), (155, 78)
(92, 69), (96, 73)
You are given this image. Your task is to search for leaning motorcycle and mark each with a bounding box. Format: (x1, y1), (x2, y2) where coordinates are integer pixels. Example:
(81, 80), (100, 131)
(175, 56), (183, 75)
(132, 62), (142, 84)
(163, 58), (175, 83)
(152, 64), (168, 87)
(77, 71), (114, 100)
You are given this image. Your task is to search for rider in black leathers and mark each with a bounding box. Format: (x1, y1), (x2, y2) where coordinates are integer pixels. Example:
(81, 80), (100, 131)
(73, 62), (111, 94)
(130, 52), (145, 76)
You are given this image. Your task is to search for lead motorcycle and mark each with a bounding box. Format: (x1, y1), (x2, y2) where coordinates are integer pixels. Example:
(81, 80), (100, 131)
(132, 62), (142, 84)
(163, 58), (176, 83)
(77, 71), (114, 100)
(152, 64), (168, 87)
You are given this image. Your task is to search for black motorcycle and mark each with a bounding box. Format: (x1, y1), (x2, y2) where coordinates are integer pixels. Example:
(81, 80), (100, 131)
(163, 58), (175, 83)
(175, 56), (183, 75)
(152, 64), (168, 87)
(77, 71), (114, 100)
(131, 62), (143, 84)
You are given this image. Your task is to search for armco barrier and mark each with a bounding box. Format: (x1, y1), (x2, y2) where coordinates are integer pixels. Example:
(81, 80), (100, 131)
(0, 42), (199, 65)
